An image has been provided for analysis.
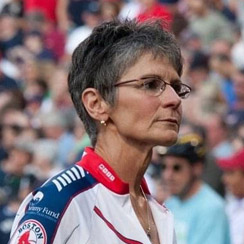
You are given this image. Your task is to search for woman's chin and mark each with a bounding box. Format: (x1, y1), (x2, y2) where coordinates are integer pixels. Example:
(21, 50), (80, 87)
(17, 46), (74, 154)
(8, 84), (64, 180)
(158, 131), (179, 147)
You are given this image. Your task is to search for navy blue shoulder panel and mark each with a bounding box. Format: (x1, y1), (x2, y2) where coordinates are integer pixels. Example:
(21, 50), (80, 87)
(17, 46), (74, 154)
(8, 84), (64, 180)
(18, 165), (98, 243)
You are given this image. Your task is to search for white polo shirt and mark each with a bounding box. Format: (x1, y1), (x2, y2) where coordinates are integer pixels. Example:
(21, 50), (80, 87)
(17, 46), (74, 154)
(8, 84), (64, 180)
(9, 147), (176, 244)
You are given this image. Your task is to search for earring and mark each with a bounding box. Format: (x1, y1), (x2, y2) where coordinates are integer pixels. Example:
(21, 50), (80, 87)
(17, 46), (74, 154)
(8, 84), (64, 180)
(100, 120), (107, 126)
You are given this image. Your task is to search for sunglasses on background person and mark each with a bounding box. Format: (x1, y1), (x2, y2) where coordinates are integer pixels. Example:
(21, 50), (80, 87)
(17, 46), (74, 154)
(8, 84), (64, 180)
(0, 124), (28, 133)
(161, 163), (183, 172)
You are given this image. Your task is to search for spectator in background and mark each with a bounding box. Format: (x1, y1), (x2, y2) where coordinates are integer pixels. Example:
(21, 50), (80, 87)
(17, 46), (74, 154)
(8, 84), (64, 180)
(0, 0), (23, 18)
(0, 47), (20, 81)
(24, 11), (65, 61)
(0, 108), (30, 161)
(185, 0), (234, 51)
(205, 113), (234, 159)
(159, 0), (179, 12)
(179, 32), (203, 73)
(31, 139), (61, 183)
(0, 140), (35, 206)
(145, 146), (165, 198)
(24, 79), (48, 118)
(226, 68), (244, 129)
(0, 197), (21, 244)
(231, 24), (244, 70)
(232, 0), (244, 40)
(177, 120), (225, 195)
(38, 110), (75, 167)
(202, 112), (234, 196)
(0, 89), (25, 115)
(119, 0), (141, 20)
(209, 0), (236, 23)
(136, 0), (173, 26)
(67, 117), (91, 165)
(100, 0), (122, 22)
(65, 2), (101, 57)
(0, 13), (23, 57)
(217, 148), (244, 244)
(170, 6), (188, 40)
(231, 123), (244, 152)
(183, 51), (226, 125)
(0, 65), (19, 93)
(23, 30), (55, 61)
(0, 1), (9, 13)
(209, 48), (236, 109)
(22, 0), (57, 25)
(210, 38), (233, 58)
(9, 50), (43, 90)
(56, 0), (99, 31)
(42, 65), (74, 114)
(160, 133), (230, 244)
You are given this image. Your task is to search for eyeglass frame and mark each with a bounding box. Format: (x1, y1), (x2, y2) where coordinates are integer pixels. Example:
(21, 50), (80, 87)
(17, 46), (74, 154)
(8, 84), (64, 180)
(114, 75), (192, 99)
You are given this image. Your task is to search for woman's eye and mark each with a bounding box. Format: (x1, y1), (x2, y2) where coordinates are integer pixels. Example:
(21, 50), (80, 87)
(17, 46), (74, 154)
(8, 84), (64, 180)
(143, 78), (161, 90)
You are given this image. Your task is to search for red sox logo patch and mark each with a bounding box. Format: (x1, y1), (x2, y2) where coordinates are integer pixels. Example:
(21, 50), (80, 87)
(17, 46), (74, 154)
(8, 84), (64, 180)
(10, 220), (47, 244)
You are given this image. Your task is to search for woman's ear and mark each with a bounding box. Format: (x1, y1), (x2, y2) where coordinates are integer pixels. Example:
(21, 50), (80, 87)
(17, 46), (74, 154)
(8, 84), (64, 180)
(82, 88), (110, 122)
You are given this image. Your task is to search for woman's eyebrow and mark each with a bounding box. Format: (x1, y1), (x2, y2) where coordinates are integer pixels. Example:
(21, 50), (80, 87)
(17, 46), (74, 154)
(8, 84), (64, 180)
(140, 74), (163, 79)
(141, 74), (183, 83)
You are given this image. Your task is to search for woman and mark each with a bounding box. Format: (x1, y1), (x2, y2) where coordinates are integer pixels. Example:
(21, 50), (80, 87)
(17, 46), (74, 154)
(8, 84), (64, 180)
(9, 19), (191, 244)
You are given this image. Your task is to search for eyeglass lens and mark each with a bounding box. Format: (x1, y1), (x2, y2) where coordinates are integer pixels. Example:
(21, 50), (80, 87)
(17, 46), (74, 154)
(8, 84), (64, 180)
(141, 77), (190, 98)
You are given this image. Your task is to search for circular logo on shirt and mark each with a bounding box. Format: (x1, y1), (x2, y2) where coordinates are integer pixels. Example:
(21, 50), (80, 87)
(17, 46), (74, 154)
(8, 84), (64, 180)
(10, 220), (47, 244)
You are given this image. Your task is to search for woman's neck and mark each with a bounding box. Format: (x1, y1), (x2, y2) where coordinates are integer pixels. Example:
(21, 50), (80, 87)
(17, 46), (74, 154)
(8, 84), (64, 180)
(95, 132), (152, 195)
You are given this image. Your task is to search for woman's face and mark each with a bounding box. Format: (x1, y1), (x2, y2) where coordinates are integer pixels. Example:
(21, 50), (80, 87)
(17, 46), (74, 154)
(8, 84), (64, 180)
(109, 53), (182, 147)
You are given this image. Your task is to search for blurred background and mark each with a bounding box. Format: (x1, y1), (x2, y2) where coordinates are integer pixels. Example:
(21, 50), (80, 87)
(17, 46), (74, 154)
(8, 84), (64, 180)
(0, 0), (244, 243)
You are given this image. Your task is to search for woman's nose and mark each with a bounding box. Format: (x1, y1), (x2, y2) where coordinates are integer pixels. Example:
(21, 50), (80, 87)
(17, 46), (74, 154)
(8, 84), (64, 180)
(160, 85), (182, 108)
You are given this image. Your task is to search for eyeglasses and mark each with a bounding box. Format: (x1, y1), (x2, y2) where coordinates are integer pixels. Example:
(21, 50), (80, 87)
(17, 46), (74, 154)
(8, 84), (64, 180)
(161, 163), (183, 172)
(114, 76), (191, 99)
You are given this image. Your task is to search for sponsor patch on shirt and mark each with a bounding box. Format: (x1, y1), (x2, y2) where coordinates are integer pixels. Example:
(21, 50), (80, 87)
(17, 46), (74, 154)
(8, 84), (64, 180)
(27, 191), (60, 222)
(10, 219), (47, 244)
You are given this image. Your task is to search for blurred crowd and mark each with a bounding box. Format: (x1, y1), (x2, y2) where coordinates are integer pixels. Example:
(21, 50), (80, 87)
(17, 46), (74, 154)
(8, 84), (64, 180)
(0, 0), (244, 243)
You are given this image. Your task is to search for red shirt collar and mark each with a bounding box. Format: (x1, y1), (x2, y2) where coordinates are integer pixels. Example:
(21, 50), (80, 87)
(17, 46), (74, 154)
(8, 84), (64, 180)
(76, 147), (150, 195)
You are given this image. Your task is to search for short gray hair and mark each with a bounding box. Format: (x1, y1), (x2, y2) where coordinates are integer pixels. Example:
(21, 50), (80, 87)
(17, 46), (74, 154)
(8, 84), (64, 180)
(68, 19), (183, 146)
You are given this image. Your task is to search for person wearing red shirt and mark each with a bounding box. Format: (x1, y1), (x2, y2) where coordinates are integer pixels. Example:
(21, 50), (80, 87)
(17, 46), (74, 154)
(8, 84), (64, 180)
(137, 0), (172, 26)
(23, 0), (57, 24)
